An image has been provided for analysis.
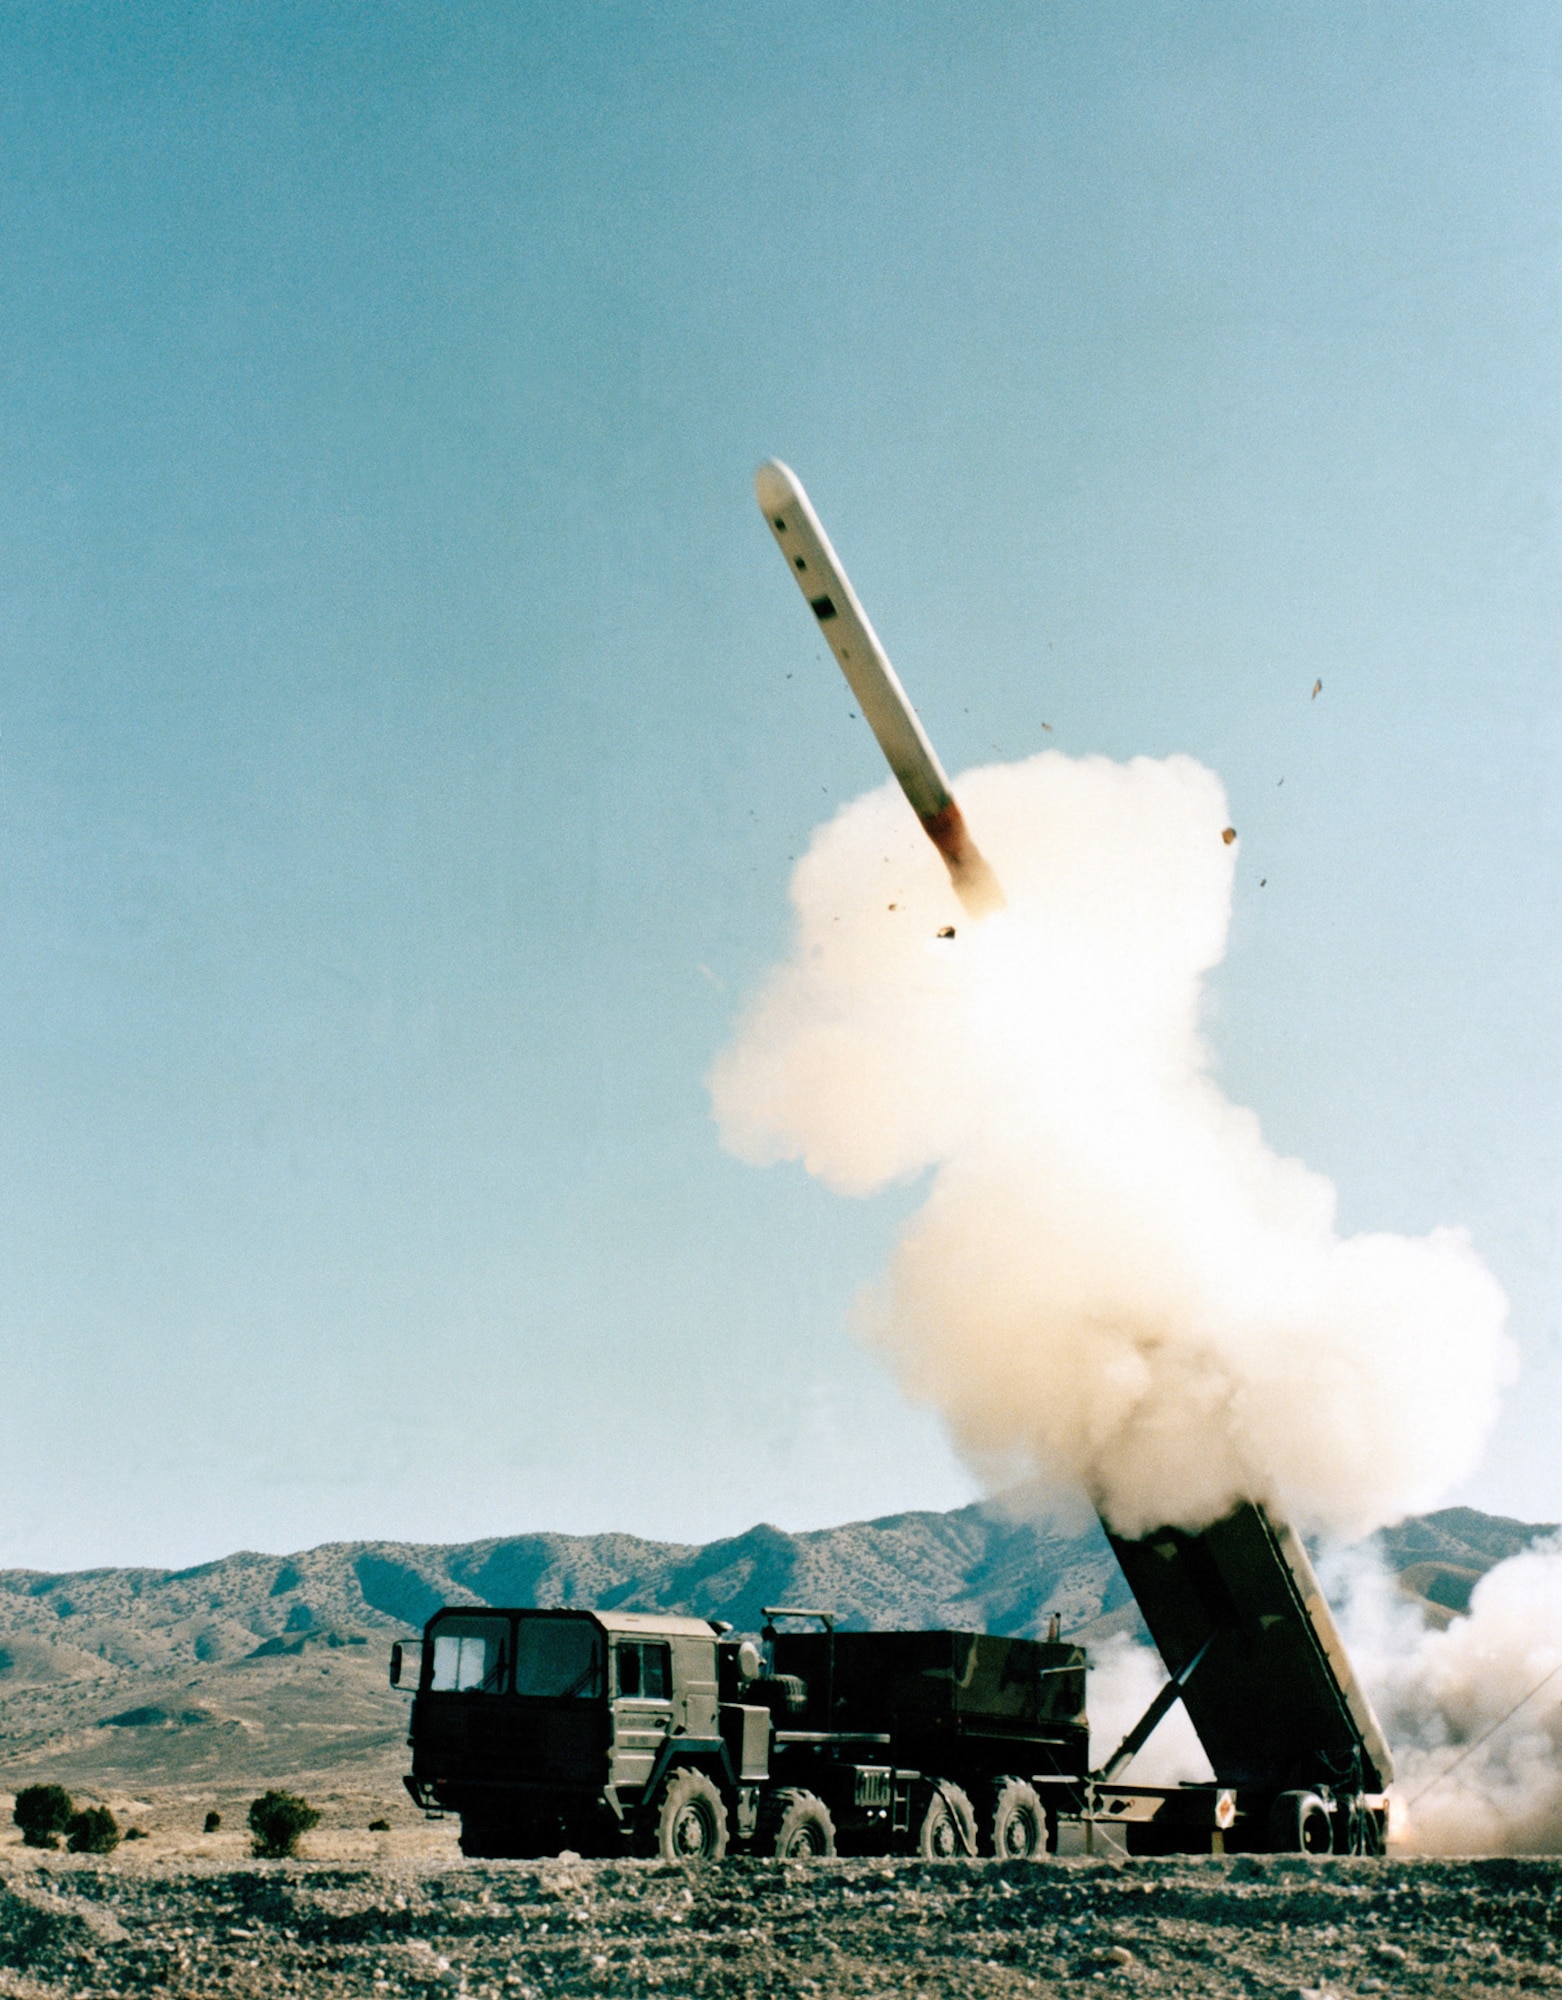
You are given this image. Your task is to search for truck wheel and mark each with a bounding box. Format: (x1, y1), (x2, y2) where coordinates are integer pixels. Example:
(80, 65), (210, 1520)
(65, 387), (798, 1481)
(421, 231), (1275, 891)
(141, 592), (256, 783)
(1267, 1790), (1332, 1856)
(759, 1789), (836, 1859)
(459, 1816), (547, 1859)
(653, 1767), (730, 1862)
(916, 1782), (977, 1859)
(458, 1819), (500, 1860)
(984, 1778), (1048, 1859)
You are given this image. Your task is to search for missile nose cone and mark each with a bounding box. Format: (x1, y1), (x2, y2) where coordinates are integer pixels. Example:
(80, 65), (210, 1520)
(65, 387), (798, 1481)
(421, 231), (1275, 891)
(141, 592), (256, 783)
(755, 459), (802, 520)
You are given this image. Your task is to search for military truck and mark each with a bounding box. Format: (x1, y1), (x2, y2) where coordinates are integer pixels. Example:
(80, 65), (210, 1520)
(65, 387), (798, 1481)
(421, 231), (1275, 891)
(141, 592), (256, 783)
(395, 1605), (1087, 1860)
(393, 1499), (1391, 1861)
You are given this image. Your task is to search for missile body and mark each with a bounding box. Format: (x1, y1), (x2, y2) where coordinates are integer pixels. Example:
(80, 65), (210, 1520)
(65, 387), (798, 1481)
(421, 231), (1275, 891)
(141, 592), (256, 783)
(755, 459), (1004, 918)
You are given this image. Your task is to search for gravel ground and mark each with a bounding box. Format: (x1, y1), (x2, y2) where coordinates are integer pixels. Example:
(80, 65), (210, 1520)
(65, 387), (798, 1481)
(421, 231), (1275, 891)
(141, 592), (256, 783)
(1, 1853), (1559, 1999)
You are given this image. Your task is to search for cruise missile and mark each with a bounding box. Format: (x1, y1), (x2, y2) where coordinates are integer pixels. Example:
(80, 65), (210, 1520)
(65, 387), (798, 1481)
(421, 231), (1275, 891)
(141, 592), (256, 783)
(755, 460), (1005, 918)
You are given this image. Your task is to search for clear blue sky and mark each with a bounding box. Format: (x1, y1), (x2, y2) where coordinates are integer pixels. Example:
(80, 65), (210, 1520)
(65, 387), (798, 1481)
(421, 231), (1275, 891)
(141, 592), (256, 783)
(0, 2), (1556, 1568)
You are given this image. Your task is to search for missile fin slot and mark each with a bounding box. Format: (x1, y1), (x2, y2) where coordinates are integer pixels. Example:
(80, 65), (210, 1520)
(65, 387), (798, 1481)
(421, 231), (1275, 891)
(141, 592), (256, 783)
(773, 518), (786, 531)
(810, 596), (838, 621)
(794, 556), (807, 569)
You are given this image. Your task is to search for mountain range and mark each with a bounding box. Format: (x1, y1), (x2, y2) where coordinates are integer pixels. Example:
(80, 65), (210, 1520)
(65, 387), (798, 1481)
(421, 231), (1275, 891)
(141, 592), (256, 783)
(0, 1500), (1551, 1801)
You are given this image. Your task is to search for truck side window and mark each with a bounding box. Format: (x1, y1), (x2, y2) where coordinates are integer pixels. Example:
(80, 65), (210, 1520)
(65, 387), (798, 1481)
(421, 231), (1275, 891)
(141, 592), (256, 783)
(615, 1641), (670, 1700)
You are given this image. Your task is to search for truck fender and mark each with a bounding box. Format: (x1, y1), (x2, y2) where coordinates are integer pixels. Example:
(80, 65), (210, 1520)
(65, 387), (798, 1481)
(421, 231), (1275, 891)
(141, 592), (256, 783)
(642, 1736), (735, 1809)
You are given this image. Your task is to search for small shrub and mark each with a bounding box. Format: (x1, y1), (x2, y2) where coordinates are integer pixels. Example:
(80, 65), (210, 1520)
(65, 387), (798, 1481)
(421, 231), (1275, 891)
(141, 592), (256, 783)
(203, 1810), (222, 1833)
(248, 1790), (320, 1859)
(368, 1818), (391, 1831)
(13, 1784), (74, 1849)
(66, 1806), (120, 1855)
(123, 1827), (148, 1841)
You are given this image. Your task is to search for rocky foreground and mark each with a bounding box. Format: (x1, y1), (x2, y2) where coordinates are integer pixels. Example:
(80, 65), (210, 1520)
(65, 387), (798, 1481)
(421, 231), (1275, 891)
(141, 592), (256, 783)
(1, 1853), (1559, 1999)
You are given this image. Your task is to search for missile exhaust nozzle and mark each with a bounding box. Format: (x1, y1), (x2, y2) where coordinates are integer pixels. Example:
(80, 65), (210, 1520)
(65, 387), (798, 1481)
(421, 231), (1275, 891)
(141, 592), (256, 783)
(755, 459), (1004, 919)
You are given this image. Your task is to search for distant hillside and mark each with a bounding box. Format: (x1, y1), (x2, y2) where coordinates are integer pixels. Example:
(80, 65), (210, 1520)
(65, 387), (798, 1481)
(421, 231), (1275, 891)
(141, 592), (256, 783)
(0, 1502), (1134, 1675)
(1376, 1505), (1554, 1625)
(0, 1501), (1551, 1797)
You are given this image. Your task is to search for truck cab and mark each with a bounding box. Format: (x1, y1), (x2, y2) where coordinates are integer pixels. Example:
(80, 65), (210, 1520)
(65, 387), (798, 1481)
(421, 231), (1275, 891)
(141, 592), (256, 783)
(400, 1606), (739, 1858)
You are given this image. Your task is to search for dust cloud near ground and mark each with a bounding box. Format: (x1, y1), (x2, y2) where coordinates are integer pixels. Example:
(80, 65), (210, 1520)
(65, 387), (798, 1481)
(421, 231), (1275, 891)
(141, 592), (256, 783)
(1328, 1537), (1562, 1855)
(2, 1835), (1561, 1999)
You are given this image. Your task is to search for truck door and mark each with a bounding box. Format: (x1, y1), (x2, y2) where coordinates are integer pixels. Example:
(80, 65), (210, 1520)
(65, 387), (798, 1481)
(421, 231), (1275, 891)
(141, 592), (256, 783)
(611, 1639), (673, 1794)
(411, 1612), (516, 1785)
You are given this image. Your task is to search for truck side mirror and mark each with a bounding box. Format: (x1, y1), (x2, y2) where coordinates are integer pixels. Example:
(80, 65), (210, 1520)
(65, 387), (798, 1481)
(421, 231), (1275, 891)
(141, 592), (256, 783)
(391, 1641), (422, 1689)
(389, 1643), (404, 1688)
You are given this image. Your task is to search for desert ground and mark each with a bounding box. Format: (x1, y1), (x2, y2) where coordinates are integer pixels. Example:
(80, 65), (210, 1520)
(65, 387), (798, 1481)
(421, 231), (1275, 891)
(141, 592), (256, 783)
(3, 1506), (1557, 1996)
(2, 1789), (1560, 2000)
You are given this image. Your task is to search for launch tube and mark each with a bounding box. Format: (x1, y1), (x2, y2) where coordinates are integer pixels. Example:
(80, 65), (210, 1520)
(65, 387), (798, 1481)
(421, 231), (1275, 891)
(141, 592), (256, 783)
(755, 459), (1004, 917)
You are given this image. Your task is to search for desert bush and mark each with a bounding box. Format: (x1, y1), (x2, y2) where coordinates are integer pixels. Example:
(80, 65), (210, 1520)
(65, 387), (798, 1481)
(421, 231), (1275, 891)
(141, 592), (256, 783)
(13, 1784), (74, 1849)
(66, 1806), (120, 1854)
(203, 1810), (222, 1833)
(123, 1827), (148, 1840)
(247, 1790), (320, 1858)
(368, 1817), (391, 1831)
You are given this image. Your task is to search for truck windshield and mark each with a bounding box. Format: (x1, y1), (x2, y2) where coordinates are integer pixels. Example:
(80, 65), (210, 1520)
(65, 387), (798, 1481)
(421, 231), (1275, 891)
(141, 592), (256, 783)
(514, 1616), (602, 1699)
(429, 1616), (510, 1693)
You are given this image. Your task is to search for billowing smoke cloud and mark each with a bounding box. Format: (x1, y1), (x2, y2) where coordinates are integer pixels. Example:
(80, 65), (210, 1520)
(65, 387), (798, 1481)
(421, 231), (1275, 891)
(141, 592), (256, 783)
(712, 751), (1513, 1540)
(1325, 1541), (1562, 1853)
(1085, 1636), (1212, 1787)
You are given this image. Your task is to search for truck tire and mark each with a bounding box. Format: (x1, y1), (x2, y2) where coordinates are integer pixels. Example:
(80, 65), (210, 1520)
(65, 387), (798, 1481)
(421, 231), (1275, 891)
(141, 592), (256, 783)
(1268, 1790), (1332, 1856)
(916, 1781), (977, 1859)
(759, 1788), (836, 1859)
(651, 1767), (730, 1862)
(458, 1819), (501, 1860)
(983, 1778), (1049, 1859)
(459, 1815), (548, 1859)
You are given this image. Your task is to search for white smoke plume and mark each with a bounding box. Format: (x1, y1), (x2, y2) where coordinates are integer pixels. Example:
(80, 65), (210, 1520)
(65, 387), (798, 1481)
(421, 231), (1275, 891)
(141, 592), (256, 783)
(1326, 1540), (1562, 1854)
(1085, 1635), (1213, 1787)
(712, 751), (1513, 1541)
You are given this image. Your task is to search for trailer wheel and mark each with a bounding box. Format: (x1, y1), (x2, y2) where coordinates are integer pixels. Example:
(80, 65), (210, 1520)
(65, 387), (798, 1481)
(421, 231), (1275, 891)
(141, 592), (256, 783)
(916, 1782), (977, 1859)
(1268, 1790), (1332, 1856)
(759, 1788), (836, 1859)
(1343, 1797), (1387, 1856)
(651, 1767), (729, 1862)
(984, 1778), (1049, 1860)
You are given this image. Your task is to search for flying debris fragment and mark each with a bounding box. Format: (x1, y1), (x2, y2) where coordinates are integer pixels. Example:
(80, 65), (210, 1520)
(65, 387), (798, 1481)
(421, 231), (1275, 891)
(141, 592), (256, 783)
(755, 460), (1004, 919)
(1311, 679), (1323, 699)
(1221, 826), (1237, 845)
(937, 926), (956, 939)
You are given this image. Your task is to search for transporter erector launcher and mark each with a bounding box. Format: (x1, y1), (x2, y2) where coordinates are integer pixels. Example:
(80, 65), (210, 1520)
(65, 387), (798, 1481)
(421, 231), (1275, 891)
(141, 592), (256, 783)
(755, 459), (1005, 919)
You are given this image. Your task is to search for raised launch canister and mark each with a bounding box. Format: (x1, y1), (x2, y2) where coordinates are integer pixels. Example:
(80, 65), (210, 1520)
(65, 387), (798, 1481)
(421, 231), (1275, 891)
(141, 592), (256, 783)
(755, 460), (1004, 918)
